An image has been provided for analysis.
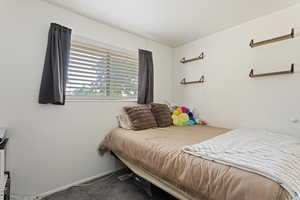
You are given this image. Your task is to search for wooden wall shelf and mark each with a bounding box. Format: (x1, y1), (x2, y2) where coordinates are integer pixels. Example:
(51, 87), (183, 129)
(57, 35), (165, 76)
(180, 76), (205, 85)
(250, 28), (294, 48)
(180, 53), (204, 64)
(249, 64), (294, 78)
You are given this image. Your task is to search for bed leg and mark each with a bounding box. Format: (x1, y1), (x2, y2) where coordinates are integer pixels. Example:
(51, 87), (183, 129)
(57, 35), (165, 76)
(133, 175), (153, 197)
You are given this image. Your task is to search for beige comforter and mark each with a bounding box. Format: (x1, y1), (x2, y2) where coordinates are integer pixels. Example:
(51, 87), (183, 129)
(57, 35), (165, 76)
(100, 125), (289, 200)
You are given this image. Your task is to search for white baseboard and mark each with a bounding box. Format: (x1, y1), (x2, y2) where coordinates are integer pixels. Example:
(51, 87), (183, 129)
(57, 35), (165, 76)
(12, 168), (122, 200)
(11, 194), (36, 200)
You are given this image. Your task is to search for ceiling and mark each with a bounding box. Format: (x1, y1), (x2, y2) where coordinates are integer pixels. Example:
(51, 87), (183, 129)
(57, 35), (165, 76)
(45, 0), (300, 47)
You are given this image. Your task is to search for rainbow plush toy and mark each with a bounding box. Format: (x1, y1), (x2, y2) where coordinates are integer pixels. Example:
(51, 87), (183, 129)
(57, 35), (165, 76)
(172, 106), (197, 126)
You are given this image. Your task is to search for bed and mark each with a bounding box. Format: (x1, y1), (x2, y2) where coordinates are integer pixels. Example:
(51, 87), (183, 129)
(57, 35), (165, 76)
(99, 125), (289, 200)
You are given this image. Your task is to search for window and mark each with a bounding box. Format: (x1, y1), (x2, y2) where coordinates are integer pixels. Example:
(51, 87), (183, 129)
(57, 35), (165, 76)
(66, 40), (138, 100)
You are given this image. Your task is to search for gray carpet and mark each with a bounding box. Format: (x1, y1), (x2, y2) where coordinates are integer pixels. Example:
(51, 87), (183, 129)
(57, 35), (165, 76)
(43, 170), (177, 200)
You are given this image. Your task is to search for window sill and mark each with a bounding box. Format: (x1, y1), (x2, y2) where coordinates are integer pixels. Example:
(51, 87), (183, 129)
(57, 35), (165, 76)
(65, 98), (137, 103)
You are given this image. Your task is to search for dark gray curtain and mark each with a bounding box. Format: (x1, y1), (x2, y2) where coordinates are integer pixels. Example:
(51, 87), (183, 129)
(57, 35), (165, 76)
(39, 23), (72, 105)
(137, 49), (154, 104)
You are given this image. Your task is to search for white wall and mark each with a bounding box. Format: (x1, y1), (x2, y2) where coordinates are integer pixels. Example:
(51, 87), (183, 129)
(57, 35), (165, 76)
(0, 0), (173, 197)
(173, 4), (300, 134)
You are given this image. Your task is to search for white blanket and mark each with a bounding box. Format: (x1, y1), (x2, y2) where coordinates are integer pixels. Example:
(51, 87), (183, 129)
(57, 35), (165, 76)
(183, 129), (300, 200)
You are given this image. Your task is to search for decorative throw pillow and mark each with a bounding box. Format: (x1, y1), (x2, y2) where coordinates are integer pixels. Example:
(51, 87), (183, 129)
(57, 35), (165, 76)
(151, 103), (172, 127)
(124, 105), (158, 130)
(172, 106), (197, 126)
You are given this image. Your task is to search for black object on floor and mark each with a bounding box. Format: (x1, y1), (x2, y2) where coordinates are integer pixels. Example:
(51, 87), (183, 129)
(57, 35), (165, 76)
(42, 170), (177, 200)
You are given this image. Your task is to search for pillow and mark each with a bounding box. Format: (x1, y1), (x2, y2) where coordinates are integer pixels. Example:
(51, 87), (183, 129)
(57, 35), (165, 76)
(151, 103), (172, 127)
(124, 105), (158, 130)
(172, 106), (197, 126)
(116, 114), (133, 130)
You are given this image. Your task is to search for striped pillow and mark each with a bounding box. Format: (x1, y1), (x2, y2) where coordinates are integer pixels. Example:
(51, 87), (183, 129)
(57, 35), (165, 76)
(124, 105), (158, 130)
(151, 103), (172, 127)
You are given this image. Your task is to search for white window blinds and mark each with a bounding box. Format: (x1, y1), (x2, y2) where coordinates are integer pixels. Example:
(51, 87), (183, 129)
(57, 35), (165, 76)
(66, 41), (138, 100)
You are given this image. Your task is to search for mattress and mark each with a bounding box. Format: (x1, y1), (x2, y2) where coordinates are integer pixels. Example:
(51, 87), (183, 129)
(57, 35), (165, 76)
(100, 125), (289, 200)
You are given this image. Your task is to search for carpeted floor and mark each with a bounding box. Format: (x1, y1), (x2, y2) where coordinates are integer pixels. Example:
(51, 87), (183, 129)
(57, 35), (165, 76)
(43, 170), (177, 200)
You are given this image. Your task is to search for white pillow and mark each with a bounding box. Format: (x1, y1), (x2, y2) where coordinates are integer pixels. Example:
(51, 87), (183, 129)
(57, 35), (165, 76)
(116, 113), (133, 130)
